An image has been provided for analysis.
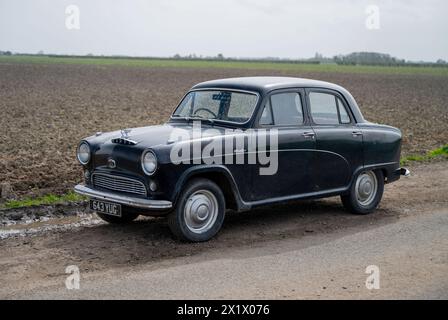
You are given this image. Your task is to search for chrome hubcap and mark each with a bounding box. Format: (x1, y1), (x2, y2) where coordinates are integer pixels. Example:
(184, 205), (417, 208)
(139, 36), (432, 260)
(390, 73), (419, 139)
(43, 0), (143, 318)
(184, 190), (218, 234)
(355, 171), (378, 206)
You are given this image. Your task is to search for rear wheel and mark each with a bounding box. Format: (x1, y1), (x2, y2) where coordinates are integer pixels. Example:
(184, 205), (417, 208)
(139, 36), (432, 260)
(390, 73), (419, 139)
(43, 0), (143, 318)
(341, 170), (384, 215)
(168, 178), (225, 242)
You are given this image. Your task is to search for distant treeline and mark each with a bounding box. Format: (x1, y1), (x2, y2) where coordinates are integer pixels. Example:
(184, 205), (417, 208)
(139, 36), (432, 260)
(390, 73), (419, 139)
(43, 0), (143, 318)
(332, 52), (447, 67)
(1, 51), (447, 68)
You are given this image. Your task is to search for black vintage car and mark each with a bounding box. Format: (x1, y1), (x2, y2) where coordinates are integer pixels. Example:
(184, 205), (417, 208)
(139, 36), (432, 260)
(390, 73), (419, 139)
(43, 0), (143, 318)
(75, 77), (409, 242)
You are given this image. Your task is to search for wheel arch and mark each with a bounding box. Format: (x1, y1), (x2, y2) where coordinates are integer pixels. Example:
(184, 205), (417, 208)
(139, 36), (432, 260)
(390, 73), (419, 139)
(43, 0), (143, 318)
(351, 163), (395, 188)
(172, 165), (249, 212)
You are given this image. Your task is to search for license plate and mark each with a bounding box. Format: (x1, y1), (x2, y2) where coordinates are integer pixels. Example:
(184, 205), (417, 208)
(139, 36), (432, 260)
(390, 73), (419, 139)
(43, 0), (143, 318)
(90, 199), (122, 217)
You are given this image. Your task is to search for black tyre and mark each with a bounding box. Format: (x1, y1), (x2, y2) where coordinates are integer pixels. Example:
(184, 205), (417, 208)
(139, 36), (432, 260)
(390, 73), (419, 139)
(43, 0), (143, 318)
(168, 178), (225, 242)
(341, 170), (384, 215)
(96, 209), (139, 224)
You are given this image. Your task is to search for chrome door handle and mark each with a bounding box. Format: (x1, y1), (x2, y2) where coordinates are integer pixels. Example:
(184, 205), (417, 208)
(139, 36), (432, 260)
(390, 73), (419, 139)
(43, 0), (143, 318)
(352, 131), (363, 137)
(302, 132), (315, 138)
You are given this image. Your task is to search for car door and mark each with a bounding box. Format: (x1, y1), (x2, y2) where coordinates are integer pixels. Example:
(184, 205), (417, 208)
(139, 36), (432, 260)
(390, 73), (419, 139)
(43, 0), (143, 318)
(306, 89), (364, 191)
(250, 89), (316, 202)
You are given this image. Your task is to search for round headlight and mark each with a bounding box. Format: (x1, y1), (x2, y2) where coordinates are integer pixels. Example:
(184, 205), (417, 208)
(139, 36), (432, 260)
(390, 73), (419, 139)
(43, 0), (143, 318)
(77, 142), (91, 165)
(142, 150), (157, 175)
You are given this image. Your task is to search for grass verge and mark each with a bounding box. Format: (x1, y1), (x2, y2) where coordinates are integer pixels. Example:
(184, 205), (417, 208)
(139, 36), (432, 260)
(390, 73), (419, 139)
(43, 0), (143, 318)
(400, 145), (448, 166)
(1, 191), (86, 210)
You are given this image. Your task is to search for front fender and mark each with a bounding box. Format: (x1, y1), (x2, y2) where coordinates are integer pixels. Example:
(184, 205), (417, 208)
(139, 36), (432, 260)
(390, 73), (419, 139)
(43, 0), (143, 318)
(172, 164), (249, 211)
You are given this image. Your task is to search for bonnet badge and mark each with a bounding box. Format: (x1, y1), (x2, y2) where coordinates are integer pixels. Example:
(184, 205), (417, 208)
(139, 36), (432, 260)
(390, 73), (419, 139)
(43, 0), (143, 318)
(121, 129), (131, 139)
(107, 158), (117, 169)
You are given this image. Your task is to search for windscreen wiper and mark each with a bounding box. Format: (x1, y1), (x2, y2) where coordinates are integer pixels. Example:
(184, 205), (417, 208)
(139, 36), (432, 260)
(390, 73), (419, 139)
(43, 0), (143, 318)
(173, 116), (215, 126)
(188, 116), (215, 126)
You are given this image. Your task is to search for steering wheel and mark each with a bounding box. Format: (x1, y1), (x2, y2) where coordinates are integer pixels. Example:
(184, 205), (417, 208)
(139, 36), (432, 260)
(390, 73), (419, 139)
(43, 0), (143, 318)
(193, 108), (217, 118)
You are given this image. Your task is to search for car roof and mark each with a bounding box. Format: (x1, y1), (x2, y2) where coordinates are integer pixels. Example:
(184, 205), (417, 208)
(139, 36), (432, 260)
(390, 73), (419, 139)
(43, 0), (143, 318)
(191, 76), (346, 94)
(191, 76), (366, 123)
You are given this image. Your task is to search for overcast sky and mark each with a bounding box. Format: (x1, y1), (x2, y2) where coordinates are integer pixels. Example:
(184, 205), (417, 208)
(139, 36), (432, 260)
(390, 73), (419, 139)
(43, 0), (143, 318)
(1, 0), (447, 61)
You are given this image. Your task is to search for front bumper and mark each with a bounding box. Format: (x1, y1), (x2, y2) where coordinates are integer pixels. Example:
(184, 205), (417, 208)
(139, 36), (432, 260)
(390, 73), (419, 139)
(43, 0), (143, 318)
(74, 184), (173, 210)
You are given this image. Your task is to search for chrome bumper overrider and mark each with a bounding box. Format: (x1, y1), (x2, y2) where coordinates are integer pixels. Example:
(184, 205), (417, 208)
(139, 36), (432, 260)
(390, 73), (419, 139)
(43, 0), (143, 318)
(74, 184), (173, 210)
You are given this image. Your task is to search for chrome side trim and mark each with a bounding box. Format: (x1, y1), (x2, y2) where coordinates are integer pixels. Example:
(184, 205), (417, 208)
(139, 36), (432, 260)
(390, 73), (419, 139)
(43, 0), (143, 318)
(248, 186), (348, 208)
(74, 184), (172, 210)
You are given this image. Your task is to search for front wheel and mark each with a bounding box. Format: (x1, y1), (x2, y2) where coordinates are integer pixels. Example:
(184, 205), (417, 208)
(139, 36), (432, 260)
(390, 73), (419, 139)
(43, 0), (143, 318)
(341, 170), (384, 215)
(168, 178), (225, 242)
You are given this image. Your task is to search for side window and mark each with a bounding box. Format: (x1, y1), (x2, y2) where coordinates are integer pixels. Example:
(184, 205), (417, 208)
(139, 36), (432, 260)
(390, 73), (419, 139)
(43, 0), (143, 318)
(271, 93), (303, 125)
(337, 98), (351, 124)
(259, 92), (303, 126)
(309, 92), (339, 125)
(309, 92), (351, 125)
(260, 92), (303, 126)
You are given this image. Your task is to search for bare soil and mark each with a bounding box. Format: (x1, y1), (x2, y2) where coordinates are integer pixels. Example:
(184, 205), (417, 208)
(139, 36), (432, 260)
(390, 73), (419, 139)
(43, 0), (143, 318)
(0, 63), (447, 196)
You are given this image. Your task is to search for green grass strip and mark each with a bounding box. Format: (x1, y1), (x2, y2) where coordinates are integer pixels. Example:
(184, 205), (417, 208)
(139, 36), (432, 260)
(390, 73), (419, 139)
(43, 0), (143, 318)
(1, 55), (448, 76)
(401, 145), (448, 166)
(1, 191), (86, 210)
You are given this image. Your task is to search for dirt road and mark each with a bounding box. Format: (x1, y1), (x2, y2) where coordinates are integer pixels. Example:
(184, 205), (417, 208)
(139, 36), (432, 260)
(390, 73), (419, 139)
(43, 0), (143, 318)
(0, 162), (447, 299)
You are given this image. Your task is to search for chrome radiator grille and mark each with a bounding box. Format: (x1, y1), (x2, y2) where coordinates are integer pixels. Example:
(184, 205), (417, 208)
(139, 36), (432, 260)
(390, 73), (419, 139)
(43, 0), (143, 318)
(92, 173), (147, 196)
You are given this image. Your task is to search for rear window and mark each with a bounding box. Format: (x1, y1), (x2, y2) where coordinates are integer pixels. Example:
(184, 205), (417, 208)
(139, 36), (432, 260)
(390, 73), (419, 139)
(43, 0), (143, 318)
(309, 92), (351, 125)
